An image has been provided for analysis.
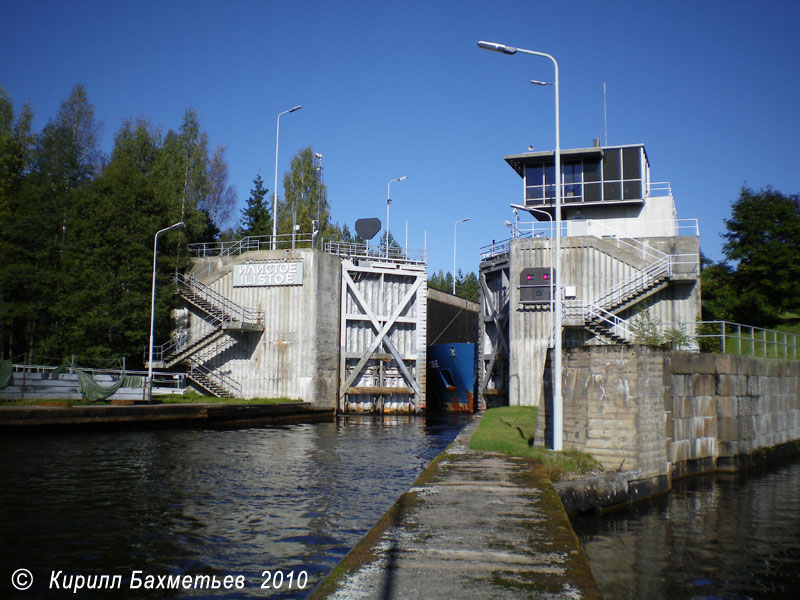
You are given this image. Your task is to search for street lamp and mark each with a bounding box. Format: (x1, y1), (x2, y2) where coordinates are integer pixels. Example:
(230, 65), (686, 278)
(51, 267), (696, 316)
(312, 153), (323, 249)
(453, 218), (470, 294)
(272, 105), (302, 250)
(479, 40), (564, 451)
(148, 221), (185, 401)
(386, 176), (407, 258)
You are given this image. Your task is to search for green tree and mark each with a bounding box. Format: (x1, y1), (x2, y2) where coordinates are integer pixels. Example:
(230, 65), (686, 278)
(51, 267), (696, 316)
(0, 84), (103, 361)
(61, 120), (158, 363)
(278, 147), (330, 241)
(427, 269), (478, 301)
(0, 87), (34, 358)
(239, 173), (271, 237)
(202, 145), (237, 230)
(0, 87), (34, 217)
(456, 270), (480, 301)
(699, 253), (736, 321)
(722, 186), (800, 325)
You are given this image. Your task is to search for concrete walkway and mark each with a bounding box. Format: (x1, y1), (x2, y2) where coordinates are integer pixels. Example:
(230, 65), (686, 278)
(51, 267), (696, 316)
(311, 415), (600, 599)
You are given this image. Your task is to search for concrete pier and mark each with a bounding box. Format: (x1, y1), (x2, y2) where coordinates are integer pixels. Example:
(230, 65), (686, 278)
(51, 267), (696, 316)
(311, 416), (600, 599)
(0, 402), (334, 430)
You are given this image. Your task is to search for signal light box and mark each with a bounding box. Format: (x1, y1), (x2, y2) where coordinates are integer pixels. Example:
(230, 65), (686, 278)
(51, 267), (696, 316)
(519, 267), (555, 304)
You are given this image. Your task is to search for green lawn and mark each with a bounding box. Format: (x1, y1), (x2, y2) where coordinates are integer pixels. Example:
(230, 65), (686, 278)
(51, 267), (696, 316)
(469, 406), (600, 481)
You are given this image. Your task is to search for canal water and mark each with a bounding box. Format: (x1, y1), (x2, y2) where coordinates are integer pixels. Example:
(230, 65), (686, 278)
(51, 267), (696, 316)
(0, 415), (468, 599)
(571, 456), (800, 599)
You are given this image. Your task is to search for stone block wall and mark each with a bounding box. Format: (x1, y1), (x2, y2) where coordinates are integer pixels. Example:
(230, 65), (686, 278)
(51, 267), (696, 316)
(544, 346), (800, 481)
(537, 346), (669, 476)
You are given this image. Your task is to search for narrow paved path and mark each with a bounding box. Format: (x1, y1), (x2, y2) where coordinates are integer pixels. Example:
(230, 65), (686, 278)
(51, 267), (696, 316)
(311, 415), (600, 599)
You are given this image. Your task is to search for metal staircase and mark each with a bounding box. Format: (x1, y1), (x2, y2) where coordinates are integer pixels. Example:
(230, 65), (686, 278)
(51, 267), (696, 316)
(186, 356), (241, 398)
(175, 273), (264, 331)
(149, 274), (265, 398)
(565, 222), (679, 344)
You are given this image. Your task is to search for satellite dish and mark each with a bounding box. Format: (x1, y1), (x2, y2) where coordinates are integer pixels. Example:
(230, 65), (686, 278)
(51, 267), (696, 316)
(355, 218), (382, 241)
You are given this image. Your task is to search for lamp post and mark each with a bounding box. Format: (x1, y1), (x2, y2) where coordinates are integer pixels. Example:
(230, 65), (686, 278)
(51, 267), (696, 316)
(479, 40), (563, 451)
(313, 153), (323, 249)
(272, 105), (302, 250)
(386, 175), (407, 258)
(453, 217), (470, 294)
(148, 221), (185, 401)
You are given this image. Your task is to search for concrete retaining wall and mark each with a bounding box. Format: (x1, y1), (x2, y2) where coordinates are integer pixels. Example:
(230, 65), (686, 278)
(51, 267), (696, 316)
(537, 346), (800, 484)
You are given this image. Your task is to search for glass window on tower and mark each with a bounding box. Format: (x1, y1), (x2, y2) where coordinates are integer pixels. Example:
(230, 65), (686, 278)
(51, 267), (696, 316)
(563, 161), (582, 202)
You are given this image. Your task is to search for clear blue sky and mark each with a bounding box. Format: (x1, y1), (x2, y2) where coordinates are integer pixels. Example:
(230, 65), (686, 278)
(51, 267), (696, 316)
(3, 1), (799, 276)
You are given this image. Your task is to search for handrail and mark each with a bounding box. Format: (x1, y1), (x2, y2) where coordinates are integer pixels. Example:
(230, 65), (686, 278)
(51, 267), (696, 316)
(187, 358), (241, 397)
(188, 234), (316, 257)
(664, 321), (800, 361)
(592, 255), (671, 311)
(514, 218), (699, 240)
(176, 273), (264, 326)
(325, 240), (427, 264)
(582, 219), (668, 262)
(565, 301), (634, 340)
(148, 332), (190, 364)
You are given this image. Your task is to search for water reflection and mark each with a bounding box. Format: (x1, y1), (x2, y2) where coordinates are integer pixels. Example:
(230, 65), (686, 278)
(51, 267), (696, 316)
(572, 457), (800, 599)
(0, 415), (468, 599)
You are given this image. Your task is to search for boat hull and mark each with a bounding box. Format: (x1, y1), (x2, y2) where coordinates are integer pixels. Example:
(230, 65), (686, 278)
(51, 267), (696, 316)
(427, 343), (475, 413)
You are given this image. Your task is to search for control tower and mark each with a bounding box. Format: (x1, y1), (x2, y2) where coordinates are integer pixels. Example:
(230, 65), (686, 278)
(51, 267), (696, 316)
(478, 142), (700, 408)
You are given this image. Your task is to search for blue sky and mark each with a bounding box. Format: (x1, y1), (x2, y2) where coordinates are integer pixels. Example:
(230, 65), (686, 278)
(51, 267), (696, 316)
(3, 1), (799, 276)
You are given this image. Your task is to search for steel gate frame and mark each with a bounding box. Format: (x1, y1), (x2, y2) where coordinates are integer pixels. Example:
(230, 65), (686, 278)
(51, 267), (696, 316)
(338, 259), (427, 413)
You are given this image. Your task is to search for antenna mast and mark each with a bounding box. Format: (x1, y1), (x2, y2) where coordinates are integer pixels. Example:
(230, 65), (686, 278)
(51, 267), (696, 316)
(603, 82), (608, 146)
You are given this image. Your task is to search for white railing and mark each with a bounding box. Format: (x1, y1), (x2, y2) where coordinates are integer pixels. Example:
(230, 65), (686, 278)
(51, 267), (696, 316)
(514, 218), (699, 240)
(188, 234), (316, 257)
(647, 181), (673, 197)
(661, 321), (800, 361)
(176, 273), (264, 327)
(9, 364), (185, 390)
(325, 240), (426, 264)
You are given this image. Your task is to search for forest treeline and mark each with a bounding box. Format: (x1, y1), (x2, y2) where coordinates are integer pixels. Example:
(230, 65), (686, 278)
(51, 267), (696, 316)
(0, 84), (242, 367)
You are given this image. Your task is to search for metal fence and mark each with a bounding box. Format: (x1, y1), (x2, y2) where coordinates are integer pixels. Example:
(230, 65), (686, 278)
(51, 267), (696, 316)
(685, 321), (800, 361)
(325, 240), (426, 264)
(9, 364), (186, 391)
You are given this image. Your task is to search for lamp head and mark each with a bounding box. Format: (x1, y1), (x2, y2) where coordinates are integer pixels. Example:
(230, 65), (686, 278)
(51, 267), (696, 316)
(170, 221), (185, 231)
(289, 105), (302, 113)
(477, 40), (517, 55)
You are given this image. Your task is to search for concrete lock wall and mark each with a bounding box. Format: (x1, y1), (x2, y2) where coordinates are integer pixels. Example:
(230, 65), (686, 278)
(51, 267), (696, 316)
(507, 235), (700, 408)
(185, 249), (341, 406)
(539, 346), (800, 480)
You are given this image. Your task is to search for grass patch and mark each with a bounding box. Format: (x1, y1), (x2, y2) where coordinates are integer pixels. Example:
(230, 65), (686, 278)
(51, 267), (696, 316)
(469, 406), (600, 481)
(0, 393), (303, 407)
(152, 392), (303, 405)
(0, 397), (95, 407)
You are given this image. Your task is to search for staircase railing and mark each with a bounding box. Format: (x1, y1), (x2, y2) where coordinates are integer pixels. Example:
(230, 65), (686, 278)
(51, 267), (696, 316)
(176, 273), (264, 327)
(574, 221), (677, 341)
(566, 301), (635, 341)
(582, 219), (669, 263)
(592, 255), (671, 313)
(147, 332), (190, 365)
(187, 357), (241, 398)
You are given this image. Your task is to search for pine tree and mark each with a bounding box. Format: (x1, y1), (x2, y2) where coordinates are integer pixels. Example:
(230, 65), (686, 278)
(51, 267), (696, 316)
(239, 173), (271, 237)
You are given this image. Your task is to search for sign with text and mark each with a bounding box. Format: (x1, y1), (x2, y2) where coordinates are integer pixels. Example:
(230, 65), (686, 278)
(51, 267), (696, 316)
(233, 261), (304, 287)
